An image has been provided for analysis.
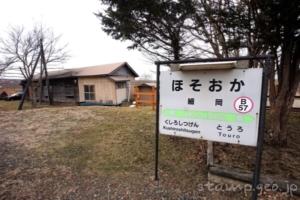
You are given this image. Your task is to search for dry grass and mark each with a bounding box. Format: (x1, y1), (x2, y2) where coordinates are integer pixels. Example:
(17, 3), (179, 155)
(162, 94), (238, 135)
(0, 104), (208, 199)
(0, 100), (32, 111)
(215, 112), (300, 180)
(0, 107), (103, 149)
(41, 106), (207, 189)
(0, 101), (299, 199)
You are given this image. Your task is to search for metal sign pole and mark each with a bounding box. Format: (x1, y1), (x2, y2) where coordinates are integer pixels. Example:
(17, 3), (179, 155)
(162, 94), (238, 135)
(251, 56), (271, 200)
(155, 63), (160, 181)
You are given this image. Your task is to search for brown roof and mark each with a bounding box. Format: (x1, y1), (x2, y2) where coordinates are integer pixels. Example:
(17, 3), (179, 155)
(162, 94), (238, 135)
(34, 62), (138, 80)
(73, 62), (125, 76)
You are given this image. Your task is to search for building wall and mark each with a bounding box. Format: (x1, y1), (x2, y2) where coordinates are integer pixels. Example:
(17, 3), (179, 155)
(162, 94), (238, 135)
(110, 67), (136, 101)
(78, 77), (116, 104)
(50, 78), (78, 103)
(112, 66), (136, 77)
(134, 85), (156, 102)
(127, 77), (135, 101)
(296, 87), (300, 97)
(32, 78), (79, 103)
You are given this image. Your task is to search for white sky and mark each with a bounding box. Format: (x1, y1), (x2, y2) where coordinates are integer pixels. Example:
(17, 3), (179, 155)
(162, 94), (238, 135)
(0, 0), (156, 79)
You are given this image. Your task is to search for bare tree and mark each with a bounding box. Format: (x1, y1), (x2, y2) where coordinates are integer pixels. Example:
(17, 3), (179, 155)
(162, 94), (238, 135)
(0, 25), (69, 79)
(189, 0), (300, 145)
(0, 25), (69, 106)
(188, 0), (254, 59)
(139, 72), (154, 80)
(0, 60), (13, 76)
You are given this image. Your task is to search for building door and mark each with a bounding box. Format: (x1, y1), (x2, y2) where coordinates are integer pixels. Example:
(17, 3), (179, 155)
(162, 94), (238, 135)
(116, 81), (128, 104)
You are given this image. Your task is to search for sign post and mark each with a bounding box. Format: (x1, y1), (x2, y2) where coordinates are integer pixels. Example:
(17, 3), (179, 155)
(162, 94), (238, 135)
(155, 63), (160, 181)
(154, 55), (272, 200)
(251, 56), (271, 200)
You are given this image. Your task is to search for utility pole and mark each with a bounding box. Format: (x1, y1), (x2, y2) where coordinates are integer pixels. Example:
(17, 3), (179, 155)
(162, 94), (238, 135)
(18, 51), (41, 110)
(40, 39), (53, 105)
(18, 39), (51, 110)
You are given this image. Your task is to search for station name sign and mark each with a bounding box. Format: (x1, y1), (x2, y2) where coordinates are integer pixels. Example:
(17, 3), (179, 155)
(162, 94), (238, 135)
(159, 68), (263, 146)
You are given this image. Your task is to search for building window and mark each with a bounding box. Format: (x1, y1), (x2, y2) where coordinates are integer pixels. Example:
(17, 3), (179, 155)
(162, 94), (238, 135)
(84, 85), (95, 100)
(116, 81), (126, 89)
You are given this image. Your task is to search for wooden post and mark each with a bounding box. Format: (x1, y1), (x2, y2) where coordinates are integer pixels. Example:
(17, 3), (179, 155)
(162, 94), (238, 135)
(38, 57), (44, 105)
(18, 50), (42, 110)
(40, 39), (53, 105)
(207, 141), (214, 166)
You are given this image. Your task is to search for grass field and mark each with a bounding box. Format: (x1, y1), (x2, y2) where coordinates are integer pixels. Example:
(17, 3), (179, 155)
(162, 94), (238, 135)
(0, 100), (31, 111)
(0, 101), (299, 199)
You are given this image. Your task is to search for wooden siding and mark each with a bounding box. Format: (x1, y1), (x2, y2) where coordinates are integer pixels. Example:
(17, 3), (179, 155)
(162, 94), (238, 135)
(78, 77), (116, 104)
(134, 85), (156, 102)
(134, 85), (156, 110)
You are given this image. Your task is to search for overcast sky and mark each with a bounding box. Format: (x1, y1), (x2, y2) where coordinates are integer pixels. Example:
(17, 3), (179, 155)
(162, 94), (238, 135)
(0, 0), (155, 79)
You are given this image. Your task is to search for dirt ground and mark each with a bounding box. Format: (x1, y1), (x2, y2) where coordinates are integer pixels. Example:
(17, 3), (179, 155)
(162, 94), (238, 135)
(0, 102), (299, 200)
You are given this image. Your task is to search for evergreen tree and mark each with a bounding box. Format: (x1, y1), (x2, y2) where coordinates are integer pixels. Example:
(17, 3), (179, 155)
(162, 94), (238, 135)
(97, 0), (300, 145)
(96, 0), (195, 60)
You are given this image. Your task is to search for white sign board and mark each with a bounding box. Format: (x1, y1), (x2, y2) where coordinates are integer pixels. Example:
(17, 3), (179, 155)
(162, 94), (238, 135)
(159, 68), (263, 146)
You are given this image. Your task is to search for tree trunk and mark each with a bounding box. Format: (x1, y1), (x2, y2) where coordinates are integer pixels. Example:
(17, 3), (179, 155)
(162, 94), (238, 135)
(269, 102), (288, 145)
(268, 40), (300, 146)
(268, 90), (296, 145)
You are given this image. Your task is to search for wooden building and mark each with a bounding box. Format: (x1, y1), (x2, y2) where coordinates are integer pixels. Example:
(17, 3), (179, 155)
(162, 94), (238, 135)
(33, 62), (138, 105)
(133, 80), (156, 109)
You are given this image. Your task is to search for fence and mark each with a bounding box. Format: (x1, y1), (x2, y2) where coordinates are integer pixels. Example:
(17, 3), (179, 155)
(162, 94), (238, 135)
(134, 86), (156, 110)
